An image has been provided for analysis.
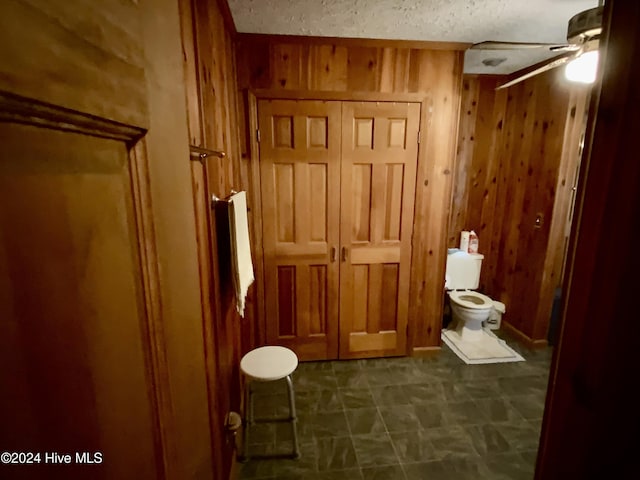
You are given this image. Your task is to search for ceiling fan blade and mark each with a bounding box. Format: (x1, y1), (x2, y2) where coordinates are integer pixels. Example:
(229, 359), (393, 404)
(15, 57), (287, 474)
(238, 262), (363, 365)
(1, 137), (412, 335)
(471, 41), (573, 50)
(550, 44), (581, 52)
(496, 54), (574, 90)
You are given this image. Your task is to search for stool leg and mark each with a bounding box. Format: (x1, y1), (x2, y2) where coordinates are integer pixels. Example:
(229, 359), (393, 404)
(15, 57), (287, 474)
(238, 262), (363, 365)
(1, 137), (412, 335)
(240, 380), (253, 462)
(285, 374), (300, 459)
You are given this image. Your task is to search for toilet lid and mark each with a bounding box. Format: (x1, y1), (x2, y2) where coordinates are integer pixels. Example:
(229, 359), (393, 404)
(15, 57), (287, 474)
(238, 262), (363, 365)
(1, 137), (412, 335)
(449, 290), (493, 310)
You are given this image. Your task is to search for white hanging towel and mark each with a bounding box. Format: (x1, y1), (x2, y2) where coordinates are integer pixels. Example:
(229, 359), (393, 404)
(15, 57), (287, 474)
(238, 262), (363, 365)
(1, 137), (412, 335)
(228, 191), (254, 317)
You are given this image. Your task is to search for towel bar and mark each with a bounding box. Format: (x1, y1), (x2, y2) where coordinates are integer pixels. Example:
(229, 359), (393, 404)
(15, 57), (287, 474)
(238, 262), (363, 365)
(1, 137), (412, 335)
(211, 190), (238, 205)
(189, 145), (226, 163)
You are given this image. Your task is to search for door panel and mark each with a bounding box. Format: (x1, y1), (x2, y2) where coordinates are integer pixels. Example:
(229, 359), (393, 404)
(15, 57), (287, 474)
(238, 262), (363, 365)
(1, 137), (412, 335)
(259, 100), (420, 360)
(339, 102), (420, 358)
(0, 123), (157, 479)
(259, 100), (341, 360)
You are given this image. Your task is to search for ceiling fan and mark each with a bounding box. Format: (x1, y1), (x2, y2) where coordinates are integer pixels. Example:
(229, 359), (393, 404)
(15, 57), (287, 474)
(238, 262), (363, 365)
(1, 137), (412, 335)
(470, 3), (604, 90)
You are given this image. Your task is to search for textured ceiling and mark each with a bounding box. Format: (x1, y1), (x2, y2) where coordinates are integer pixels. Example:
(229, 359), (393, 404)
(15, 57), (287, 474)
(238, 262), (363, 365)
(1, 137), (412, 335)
(228, 0), (599, 75)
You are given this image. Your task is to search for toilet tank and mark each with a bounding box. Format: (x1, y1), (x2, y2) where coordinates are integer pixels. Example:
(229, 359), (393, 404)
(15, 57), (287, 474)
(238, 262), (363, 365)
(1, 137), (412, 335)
(445, 251), (484, 290)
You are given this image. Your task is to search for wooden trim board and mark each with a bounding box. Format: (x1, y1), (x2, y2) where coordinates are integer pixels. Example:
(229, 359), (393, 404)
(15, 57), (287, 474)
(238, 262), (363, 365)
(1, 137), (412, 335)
(251, 88), (427, 103)
(0, 91), (145, 144)
(411, 346), (443, 357)
(239, 32), (471, 51)
(500, 321), (549, 350)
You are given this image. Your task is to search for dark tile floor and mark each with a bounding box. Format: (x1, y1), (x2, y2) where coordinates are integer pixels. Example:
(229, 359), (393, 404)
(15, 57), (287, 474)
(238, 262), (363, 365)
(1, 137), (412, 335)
(239, 332), (552, 480)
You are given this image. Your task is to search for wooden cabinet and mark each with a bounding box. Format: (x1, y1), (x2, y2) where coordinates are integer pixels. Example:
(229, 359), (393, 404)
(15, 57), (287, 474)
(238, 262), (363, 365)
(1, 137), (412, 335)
(258, 99), (420, 360)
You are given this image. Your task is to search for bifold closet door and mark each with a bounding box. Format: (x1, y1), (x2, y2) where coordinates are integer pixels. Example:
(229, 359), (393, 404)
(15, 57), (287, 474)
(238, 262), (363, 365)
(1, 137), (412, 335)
(339, 102), (420, 358)
(259, 100), (341, 360)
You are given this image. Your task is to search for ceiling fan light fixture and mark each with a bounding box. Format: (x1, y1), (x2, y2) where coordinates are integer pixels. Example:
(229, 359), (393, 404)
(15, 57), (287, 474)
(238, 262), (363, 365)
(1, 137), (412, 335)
(565, 50), (599, 84)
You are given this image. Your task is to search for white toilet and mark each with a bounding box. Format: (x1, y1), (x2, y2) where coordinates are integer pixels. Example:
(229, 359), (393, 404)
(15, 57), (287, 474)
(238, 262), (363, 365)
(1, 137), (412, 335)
(445, 250), (500, 342)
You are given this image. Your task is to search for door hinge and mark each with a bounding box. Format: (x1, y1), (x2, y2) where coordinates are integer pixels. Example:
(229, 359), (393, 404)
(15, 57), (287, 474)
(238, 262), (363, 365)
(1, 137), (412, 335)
(417, 130), (421, 144)
(256, 129), (261, 143)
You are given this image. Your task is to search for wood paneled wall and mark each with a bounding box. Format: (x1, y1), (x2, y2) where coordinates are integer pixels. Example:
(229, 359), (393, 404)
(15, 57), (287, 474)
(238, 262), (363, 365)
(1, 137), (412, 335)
(179, 0), (244, 478)
(534, 83), (590, 340)
(1, 0), (224, 477)
(236, 34), (465, 351)
(139, 0), (223, 475)
(452, 70), (590, 343)
(450, 75), (506, 285)
(538, 1), (640, 475)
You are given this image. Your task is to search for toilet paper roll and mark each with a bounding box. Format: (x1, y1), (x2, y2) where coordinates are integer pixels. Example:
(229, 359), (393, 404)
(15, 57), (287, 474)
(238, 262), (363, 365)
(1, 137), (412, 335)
(460, 231), (470, 252)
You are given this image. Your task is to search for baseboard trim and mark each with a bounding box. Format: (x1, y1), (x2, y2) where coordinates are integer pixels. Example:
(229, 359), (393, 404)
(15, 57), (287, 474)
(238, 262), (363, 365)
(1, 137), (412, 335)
(411, 346), (442, 357)
(500, 321), (549, 349)
(229, 450), (241, 480)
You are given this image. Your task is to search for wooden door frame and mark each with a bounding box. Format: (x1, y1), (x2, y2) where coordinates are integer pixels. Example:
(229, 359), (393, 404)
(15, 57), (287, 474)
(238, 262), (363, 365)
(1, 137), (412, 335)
(0, 91), (174, 477)
(188, 154), (234, 479)
(536, 0), (640, 476)
(245, 89), (431, 356)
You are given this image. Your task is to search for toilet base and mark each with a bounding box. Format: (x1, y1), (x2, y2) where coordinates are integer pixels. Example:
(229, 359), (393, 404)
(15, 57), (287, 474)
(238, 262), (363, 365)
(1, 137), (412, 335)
(450, 307), (491, 342)
(455, 318), (485, 342)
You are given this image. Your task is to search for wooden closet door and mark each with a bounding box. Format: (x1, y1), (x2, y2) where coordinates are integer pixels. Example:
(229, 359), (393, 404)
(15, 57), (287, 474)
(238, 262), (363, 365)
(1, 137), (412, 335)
(339, 102), (420, 358)
(259, 99), (341, 360)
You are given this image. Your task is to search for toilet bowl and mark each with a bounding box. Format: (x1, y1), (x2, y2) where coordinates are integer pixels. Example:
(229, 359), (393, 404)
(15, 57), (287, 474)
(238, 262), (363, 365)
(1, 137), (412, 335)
(448, 290), (493, 342)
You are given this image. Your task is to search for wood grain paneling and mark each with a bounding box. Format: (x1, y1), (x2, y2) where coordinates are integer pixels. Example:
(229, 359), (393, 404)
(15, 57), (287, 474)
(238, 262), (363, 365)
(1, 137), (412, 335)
(0, 0), (147, 127)
(309, 163), (328, 241)
(355, 118), (375, 148)
(142, 1), (225, 476)
(274, 115), (294, 147)
(275, 163), (295, 242)
(179, 0), (245, 478)
(538, 1), (640, 476)
(381, 264), (400, 331)
(309, 45), (348, 91)
(352, 265), (370, 333)
(238, 36), (463, 352)
(450, 75), (507, 270)
(533, 85), (590, 340)
(0, 0), (221, 477)
(409, 50), (464, 350)
(384, 164), (404, 241)
(352, 164), (373, 241)
(277, 266), (296, 336)
(388, 118), (408, 147)
(178, 0), (202, 146)
(309, 265), (328, 335)
(451, 70), (590, 343)
(308, 116), (328, 148)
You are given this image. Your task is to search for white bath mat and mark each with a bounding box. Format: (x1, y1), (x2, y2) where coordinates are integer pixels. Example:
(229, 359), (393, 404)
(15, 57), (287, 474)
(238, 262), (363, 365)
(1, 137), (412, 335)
(441, 328), (525, 365)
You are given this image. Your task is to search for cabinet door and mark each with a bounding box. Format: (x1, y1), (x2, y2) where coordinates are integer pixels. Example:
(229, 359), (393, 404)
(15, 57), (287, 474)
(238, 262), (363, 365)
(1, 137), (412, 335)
(339, 102), (420, 358)
(259, 100), (341, 360)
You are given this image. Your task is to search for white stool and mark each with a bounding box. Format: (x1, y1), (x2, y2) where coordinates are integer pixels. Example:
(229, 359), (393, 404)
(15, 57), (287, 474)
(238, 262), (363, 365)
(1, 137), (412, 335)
(239, 346), (300, 461)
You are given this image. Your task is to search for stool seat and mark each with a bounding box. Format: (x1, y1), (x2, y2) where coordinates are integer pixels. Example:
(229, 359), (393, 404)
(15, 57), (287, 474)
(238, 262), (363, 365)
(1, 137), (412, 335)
(240, 346), (298, 381)
(239, 345), (300, 461)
